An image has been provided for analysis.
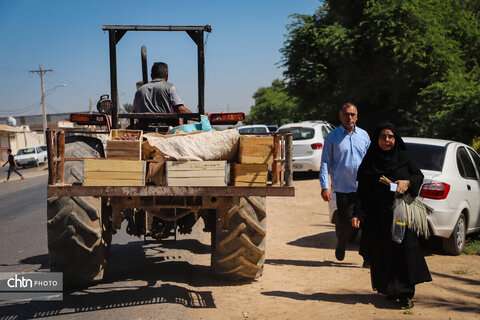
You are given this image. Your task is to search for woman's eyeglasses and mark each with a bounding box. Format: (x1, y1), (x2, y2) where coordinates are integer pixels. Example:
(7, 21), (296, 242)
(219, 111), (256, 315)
(379, 134), (395, 140)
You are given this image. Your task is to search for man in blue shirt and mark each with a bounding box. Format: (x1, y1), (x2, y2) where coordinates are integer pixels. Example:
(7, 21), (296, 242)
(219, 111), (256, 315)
(320, 103), (370, 262)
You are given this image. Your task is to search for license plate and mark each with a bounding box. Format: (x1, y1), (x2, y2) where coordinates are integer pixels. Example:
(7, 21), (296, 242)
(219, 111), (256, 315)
(293, 164), (303, 169)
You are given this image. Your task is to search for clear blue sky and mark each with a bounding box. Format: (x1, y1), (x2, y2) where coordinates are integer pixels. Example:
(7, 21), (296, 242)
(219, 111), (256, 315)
(0, 0), (321, 118)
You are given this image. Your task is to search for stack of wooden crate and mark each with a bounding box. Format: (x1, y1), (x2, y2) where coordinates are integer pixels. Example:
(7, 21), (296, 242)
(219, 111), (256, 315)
(83, 129), (146, 186)
(166, 160), (227, 186)
(232, 135), (274, 186)
(105, 129), (143, 160)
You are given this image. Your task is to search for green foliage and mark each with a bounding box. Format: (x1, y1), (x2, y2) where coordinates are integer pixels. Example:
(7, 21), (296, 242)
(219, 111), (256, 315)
(281, 0), (480, 142)
(245, 79), (300, 125)
(472, 136), (480, 154)
(123, 103), (133, 113)
(464, 234), (480, 255)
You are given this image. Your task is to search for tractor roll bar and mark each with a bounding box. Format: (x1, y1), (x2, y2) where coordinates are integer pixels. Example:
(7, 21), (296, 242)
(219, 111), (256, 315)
(102, 25), (212, 129)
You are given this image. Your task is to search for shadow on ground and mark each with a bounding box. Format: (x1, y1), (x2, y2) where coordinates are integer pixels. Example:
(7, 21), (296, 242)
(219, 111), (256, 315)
(261, 290), (398, 310)
(0, 238), (228, 319)
(293, 171), (319, 181)
(266, 258), (358, 268)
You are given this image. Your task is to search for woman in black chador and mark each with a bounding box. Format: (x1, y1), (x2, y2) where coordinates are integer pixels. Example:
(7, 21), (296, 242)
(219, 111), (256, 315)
(351, 122), (431, 309)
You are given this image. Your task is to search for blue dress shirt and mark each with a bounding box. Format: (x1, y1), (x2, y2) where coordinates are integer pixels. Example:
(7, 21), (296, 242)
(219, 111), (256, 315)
(320, 125), (370, 193)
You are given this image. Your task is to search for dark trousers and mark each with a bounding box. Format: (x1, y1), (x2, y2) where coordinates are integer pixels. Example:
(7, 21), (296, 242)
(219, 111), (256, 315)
(7, 166), (22, 180)
(335, 192), (356, 248)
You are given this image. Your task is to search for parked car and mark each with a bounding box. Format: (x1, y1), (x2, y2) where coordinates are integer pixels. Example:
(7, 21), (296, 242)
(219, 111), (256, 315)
(267, 125), (278, 132)
(328, 137), (480, 255)
(237, 124), (270, 134)
(15, 146), (47, 168)
(277, 120), (335, 172)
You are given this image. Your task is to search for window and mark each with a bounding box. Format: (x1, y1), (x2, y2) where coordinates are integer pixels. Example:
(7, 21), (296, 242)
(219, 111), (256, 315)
(17, 148), (35, 155)
(321, 126), (329, 139)
(278, 127), (315, 140)
(457, 147), (478, 179)
(238, 127), (268, 134)
(404, 143), (446, 172)
(467, 148), (480, 177)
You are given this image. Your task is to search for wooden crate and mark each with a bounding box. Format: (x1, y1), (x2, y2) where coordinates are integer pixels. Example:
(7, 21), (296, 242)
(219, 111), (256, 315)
(232, 163), (268, 186)
(106, 129), (143, 160)
(166, 161), (227, 186)
(237, 136), (274, 164)
(83, 159), (146, 186)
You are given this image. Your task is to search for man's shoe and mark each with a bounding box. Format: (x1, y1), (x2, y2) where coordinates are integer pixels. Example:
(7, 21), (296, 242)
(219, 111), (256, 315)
(21, 176), (24, 180)
(335, 244), (345, 261)
(3, 180), (8, 183)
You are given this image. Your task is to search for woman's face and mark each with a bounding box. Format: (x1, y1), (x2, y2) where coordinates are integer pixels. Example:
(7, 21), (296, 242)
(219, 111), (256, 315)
(378, 128), (395, 151)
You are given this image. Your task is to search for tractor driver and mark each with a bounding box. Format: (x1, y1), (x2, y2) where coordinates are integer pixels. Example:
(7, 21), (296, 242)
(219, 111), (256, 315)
(132, 62), (193, 128)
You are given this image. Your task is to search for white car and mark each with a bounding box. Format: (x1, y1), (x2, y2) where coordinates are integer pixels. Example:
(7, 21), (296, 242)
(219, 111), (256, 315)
(328, 137), (480, 255)
(15, 146), (47, 168)
(277, 121), (335, 172)
(237, 125), (270, 134)
(404, 137), (480, 255)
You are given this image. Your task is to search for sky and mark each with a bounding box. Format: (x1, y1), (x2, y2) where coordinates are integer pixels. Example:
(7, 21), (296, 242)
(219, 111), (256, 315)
(0, 0), (321, 118)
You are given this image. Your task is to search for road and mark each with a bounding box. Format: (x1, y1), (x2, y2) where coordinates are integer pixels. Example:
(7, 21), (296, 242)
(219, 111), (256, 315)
(0, 167), (213, 320)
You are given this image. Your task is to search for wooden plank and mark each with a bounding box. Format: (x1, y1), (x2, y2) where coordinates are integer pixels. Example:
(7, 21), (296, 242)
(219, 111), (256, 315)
(233, 163), (268, 186)
(84, 159), (145, 172)
(84, 179), (144, 186)
(234, 181), (268, 187)
(84, 171), (143, 180)
(106, 140), (140, 150)
(238, 136), (274, 164)
(168, 169), (226, 178)
(106, 150), (142, 159)
(167, 160), (226, 170)
(168, 177), (226, 186)
(239, 136), (274, 145)
(233, 163), (268, 175)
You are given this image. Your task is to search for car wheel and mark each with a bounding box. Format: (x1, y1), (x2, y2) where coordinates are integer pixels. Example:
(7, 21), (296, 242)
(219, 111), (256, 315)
(442, 212), (466, 256)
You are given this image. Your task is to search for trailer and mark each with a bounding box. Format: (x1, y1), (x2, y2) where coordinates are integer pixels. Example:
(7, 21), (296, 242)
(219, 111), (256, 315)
(46, 25), (295, 287)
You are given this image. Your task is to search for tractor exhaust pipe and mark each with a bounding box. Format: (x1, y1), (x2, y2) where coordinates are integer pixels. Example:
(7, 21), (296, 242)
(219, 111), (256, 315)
(141, 45), (148, 85)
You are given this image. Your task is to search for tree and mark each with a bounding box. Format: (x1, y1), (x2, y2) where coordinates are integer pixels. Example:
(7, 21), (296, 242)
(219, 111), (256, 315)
(245, 79), (300, 125)
(281, 0), (480, 143)
(123, 103), (133, 113)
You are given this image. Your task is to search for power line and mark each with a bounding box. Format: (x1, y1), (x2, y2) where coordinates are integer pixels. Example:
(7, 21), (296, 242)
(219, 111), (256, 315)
(0, 100), (42, 114)
(50, 72), (103, 96)
(46, 103), (63, 113)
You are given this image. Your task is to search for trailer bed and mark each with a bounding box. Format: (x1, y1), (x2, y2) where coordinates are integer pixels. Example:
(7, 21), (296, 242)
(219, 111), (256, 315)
(47, 185), (295, 197)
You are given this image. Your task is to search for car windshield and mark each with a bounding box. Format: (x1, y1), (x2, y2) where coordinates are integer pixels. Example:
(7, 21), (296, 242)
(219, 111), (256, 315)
(40, 146), (47, 151)
(405, 143), (446, 172)
(238, 127), (268, 133)
(17, 148), (35, 155)
(278, 127), (315, 140)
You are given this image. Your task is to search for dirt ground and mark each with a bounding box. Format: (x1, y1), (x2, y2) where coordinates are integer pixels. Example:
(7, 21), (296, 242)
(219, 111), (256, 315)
(190, 176), (480, 320)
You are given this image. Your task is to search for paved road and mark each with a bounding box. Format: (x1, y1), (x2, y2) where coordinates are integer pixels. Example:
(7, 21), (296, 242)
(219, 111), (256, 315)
(0, 168), (215, 320)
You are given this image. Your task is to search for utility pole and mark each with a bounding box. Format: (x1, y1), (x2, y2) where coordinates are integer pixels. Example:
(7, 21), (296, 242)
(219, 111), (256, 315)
(89, 98), (93, 113)
(30, 65), (53, 141)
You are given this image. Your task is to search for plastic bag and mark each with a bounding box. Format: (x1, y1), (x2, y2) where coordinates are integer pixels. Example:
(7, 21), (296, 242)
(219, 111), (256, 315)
(170, 115), (213, 134)
(391, 200), (407, 243)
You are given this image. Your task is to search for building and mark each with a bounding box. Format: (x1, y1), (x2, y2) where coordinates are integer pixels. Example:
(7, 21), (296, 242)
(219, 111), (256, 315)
(0, 125), (44, 162)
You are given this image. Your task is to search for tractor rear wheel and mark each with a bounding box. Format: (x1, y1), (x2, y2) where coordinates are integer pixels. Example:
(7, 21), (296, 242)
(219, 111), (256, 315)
(211, 196), (266, 280)
(47, 137), (111, 287)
